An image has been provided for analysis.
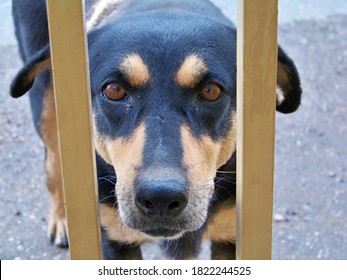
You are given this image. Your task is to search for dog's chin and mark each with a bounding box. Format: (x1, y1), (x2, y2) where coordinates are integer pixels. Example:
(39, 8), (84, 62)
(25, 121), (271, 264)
(117, 203), (207, 241)
(141, 228), (185, 241)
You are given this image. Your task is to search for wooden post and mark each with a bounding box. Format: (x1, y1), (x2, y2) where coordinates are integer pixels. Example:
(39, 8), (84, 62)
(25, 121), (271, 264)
(236, 0), (278, 259)
(46, 0), (101, 259)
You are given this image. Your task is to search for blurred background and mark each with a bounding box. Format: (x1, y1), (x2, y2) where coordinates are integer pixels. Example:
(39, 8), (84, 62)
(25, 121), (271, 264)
(1, 0), (346, 259)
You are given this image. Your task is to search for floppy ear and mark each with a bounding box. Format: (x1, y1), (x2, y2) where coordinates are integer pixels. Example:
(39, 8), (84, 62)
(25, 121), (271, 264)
(10, 45), (51, 98)
(276, 46), (302, 114)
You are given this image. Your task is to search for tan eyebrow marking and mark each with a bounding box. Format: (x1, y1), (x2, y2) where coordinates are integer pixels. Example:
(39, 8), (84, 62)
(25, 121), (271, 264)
(119, 54), (150, 87)
(175, 54), (208, 88)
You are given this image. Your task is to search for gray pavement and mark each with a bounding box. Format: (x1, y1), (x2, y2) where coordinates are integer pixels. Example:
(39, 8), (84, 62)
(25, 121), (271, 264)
(1, 0), (346, 260)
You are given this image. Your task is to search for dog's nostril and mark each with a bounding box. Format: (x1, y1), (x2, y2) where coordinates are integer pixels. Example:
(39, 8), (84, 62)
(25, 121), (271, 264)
(168, 201), (180, 211)
(141, 200), (153, 211)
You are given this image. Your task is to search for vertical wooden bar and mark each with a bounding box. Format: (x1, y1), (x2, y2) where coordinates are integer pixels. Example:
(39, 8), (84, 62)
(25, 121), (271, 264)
(46, 0), (101, 259)
(236, 0), (278, 259)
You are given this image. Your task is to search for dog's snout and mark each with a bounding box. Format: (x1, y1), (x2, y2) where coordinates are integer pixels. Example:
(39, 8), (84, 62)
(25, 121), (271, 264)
(135, 178), (188, 221)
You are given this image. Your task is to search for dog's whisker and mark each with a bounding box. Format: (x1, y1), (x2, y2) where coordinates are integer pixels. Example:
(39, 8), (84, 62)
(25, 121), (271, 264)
(214, 177), (236, 185)
(98, 177), (117, 185)
(99, 194), (116, 203)
(216, 170), (236, 174)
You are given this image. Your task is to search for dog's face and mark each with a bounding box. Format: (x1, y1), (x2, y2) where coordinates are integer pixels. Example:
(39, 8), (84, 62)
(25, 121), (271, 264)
(11, 10), (301, 241)
(89, 16), (237, 238)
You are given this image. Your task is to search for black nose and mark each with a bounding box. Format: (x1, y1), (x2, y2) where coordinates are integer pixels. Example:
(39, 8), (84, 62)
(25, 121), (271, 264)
(135, 178), (189, 221)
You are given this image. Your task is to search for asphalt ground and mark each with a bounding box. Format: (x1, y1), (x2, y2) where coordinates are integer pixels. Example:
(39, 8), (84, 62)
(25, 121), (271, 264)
(1, 0), (346, 259)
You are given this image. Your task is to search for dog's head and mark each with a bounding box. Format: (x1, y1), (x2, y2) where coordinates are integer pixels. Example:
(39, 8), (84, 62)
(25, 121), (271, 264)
(11, 8), (302, 240)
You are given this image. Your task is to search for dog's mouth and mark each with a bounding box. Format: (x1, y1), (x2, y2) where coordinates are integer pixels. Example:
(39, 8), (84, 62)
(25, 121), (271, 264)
(141, 227), (182, 238)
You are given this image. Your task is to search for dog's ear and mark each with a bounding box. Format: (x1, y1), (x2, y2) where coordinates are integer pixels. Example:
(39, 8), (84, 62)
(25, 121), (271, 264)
(276, 46), (302, 113)
(10, 45), (51, 98)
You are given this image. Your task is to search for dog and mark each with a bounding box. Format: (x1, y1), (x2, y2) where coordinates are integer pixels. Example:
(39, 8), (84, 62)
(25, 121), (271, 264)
(10, 0), (302, 260)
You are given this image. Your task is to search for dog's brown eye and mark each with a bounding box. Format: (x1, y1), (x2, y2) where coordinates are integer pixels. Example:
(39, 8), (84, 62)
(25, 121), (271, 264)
(103, 82), (126, 101)
(199, 83), (222, 101)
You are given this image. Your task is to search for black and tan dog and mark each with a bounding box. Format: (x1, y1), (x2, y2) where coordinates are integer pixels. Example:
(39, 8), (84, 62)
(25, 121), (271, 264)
(10, 0), (302, 259)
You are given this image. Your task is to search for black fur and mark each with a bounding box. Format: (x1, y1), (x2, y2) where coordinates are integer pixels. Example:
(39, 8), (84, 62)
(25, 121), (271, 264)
(11, 0), (302, 259)
(276, 46), (302, 113)
(211, 242), (236, 260)
(101, 229), (143, 260)
(159, 225), (206, 260)
(10, 46), (50, 98)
